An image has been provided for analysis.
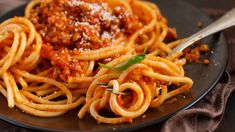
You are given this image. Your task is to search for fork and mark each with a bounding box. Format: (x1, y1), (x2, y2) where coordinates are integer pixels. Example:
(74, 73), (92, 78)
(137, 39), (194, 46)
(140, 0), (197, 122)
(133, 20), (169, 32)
(97, 82), (130, 95)
(168, 7), (235, 56)
(98, 8), (235, 95)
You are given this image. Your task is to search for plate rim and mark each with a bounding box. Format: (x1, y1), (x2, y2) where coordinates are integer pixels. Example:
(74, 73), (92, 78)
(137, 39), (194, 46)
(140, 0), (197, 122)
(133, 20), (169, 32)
(0, 1), (228, 132)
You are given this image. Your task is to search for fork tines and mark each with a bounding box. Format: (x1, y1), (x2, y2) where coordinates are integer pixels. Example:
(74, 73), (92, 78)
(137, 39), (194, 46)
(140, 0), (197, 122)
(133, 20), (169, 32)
(97, 82), (129, 95)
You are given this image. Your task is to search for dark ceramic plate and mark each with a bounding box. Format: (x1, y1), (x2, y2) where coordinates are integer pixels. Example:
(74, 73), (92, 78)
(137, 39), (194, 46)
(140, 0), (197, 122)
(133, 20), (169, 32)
(0, 0), (228, 132)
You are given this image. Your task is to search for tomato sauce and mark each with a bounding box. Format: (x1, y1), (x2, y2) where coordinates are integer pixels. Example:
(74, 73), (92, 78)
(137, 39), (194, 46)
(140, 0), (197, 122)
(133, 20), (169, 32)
(30, 0), (142, 80)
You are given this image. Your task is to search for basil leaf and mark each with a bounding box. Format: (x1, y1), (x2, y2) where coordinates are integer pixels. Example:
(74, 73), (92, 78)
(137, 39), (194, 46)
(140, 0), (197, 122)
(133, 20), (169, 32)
(99, 48), (147, 71)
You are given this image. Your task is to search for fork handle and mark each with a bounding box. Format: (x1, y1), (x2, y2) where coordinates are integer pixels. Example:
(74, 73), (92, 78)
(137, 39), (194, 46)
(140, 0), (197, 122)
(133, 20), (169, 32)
(170, 8), (235, 54)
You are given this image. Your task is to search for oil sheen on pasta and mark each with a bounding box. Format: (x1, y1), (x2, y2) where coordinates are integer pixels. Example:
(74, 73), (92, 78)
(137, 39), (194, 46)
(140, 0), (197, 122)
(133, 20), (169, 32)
(0, 0), (193, 124)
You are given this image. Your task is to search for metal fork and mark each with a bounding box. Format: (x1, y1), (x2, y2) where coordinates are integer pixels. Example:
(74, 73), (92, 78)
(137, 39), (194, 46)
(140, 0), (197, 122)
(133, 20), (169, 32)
(168, 8), (235, 56)
(97, 82), (130, 95)
(97, 8), (235, 94)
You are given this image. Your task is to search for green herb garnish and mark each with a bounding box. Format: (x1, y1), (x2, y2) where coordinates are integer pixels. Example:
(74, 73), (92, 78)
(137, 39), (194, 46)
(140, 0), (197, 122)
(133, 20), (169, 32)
(99, 48), (147, 71)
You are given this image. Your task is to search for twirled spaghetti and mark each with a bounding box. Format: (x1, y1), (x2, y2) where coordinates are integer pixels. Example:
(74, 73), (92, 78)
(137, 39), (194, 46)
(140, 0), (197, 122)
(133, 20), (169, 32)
(0, 0), (193, 124)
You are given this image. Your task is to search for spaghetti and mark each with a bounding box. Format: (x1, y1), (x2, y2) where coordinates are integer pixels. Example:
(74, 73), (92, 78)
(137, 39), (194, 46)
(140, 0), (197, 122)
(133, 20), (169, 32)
(0, 0), (193, 124)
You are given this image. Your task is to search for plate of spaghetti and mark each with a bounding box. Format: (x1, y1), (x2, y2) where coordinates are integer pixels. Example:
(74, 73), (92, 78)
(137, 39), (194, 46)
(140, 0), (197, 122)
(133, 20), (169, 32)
(0, 0), (228, 131)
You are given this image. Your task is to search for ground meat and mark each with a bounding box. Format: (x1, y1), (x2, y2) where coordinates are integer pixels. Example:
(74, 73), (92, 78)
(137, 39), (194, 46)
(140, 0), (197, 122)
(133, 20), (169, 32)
(30, 0), (143, 80)
(41, 43), (84, 81)
(183, 44), (209, 63)
(203, 59), (210, 64)
(30, 0), (141, 50)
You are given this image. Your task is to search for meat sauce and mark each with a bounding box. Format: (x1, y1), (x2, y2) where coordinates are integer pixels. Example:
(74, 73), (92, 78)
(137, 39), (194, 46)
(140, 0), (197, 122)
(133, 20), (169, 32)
(30, 0), (142, 80)
(183, 44), (210, 64)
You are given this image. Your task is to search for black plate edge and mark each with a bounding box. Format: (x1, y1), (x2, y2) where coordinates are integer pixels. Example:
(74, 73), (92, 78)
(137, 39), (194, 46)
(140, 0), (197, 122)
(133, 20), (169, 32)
(0, 1), (229, 132)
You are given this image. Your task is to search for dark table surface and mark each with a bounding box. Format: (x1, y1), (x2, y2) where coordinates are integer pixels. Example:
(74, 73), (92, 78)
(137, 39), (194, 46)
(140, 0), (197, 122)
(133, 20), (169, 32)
(0, 0), (235, 132)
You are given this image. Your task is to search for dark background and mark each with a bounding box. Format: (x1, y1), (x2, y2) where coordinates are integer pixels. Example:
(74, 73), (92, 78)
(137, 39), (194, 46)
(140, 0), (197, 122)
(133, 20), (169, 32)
(0, 0), (234, 131)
